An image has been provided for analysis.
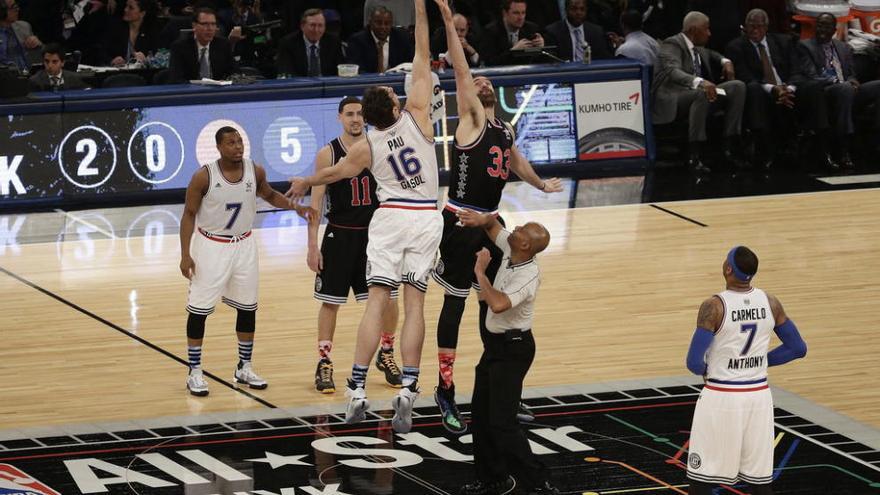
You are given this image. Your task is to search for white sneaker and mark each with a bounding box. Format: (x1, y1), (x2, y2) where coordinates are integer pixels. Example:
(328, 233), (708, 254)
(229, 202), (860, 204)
(234, 362), (268, 389)
(345, 379), (370, 424)
(187, 368), (209, 397)
(391, 383), (419, 433)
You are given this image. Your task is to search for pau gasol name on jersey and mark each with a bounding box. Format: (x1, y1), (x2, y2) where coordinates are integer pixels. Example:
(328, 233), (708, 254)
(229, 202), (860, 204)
(34, 426), (593, 494)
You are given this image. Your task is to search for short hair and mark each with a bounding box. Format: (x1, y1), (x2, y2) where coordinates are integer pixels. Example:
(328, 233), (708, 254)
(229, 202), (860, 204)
(733, 246), (759, 278)
(301, 8), (323, 23)
(745, 8), (769, 26)
(502, 0), (527, 12)
(621, 9), (643, 31)
(131, 0), (158, 19)
(215, 126), (239, 144)
(816, 12), (836, 24)
(368, 5), (392, 20)
(192, 6), (216, 23)
(361, 86), (396, 129)
(564, 0), (585, 10)
(338, 95), (361, 114)
(42, 43), (65, 60)
(682, 11), (709, 32)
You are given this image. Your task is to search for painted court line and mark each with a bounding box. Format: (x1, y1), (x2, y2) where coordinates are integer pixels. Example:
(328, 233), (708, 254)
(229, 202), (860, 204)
(817, 174), (880, 185)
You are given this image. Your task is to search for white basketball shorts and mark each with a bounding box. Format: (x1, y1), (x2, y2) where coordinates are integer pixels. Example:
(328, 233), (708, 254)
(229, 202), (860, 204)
(366, 207), (442, 292)
(687, 387), (775, 486)
(186, 231), (259, 315)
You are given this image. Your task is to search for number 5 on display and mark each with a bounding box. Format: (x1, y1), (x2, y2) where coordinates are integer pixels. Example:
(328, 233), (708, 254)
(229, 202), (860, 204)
(281, 127), (302, 164)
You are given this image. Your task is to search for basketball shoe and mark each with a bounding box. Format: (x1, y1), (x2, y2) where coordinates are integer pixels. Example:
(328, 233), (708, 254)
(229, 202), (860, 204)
(459, 476), (515, 495)
(186, 368), (209, 397)
(234, 361), (268, 389)
(435, 384), (467, 434)
(345, 379), (370, 424)
(315, 358), (335, 393)
(517, 402), (535, 422)
(392, 381), (420, 433)
(375, 348), (402, 387)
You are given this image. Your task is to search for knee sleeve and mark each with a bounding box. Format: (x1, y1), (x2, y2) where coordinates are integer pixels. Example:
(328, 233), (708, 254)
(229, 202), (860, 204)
(748, 484), (774, 495)
(236, 309), (256, 333)
(186, 312), (207, 340)
(437, 295), (466, 349)
(687, 480), (713, 495)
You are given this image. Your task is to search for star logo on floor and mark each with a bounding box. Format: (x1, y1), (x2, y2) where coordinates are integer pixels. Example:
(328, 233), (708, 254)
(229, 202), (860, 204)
(246, 451), (312, 468)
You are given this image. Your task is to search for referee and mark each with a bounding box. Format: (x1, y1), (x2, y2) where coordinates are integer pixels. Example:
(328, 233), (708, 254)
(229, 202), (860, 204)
(456, 208), (559, 495)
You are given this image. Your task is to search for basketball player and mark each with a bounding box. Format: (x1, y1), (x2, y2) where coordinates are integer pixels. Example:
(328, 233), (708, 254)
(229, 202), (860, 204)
(287, 0), (441, 434)
(308, 96), (402, 394)
(180, 126), (310, 397)
(431, 0), (564, 434)
(685, 246), (807, 495)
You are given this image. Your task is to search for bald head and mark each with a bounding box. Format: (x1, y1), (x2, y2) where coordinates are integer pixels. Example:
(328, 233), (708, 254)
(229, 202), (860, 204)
(523, 222), (550, 255)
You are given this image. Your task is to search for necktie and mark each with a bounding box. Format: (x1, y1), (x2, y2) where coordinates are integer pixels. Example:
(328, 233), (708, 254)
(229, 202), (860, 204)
(692, 49), (702, 77)
(50, 76), (61, 89)
(509, 32), (518, 45)
(308, 44), (320, 76)
(573, 28), (584, 62)
(823, 43), (844, 83)
(376, 39), (386, 73)
(198, 47), (211, 79)
(757, 43), (779, 85)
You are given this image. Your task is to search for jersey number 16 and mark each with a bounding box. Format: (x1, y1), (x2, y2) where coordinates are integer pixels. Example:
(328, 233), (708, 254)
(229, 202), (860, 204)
(387, 147), (422, 181)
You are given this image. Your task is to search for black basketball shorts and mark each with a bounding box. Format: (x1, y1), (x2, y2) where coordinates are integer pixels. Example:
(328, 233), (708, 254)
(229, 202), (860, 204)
(432, 209), (504, 298)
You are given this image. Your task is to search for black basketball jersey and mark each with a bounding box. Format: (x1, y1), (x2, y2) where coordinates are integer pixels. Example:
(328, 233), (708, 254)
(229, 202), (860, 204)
(448, 117), (515, 210)
(325, 138), (377, 227)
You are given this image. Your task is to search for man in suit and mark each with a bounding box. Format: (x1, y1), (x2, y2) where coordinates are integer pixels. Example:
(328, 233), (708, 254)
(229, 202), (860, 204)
(653, 11), (746, 173)
(168, 7), (238, 83)
(28, 43), (88, 91)
(276, 8), (344, 77)
(544, 0), (611, 62)
(798, 13), (880, 168)
(479, 0), (545, 67)
(0, 0), (29, 72)
(345, 6), (413, 74)
(726, 8), (823, 169)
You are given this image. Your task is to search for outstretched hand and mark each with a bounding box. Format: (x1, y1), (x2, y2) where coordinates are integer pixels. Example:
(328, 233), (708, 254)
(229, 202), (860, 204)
(433, 0), (452, 20)
(285, 177), (310, 201)
(456, 208), (488, 227)
(540, 178), (564, 193)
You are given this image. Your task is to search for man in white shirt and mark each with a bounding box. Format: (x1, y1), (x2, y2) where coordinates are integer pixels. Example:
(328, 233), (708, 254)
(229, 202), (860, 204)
(613, 9), (659, 66)
(456, 207), (559, 495)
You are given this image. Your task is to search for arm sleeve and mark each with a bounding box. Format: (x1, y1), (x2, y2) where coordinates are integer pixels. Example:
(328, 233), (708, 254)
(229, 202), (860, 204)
(767, 319), (807, 366)
(686, 327), (715, 375)
(505, 273), (538, 309)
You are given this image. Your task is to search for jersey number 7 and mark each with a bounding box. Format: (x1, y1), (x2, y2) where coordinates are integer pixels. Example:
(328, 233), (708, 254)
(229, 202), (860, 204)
(225, 202), (242, 229)
(740, 323), (757, 356)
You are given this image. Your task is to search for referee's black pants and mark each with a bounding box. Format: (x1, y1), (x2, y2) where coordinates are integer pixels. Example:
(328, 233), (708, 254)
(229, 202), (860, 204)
(471, 302), (547, 489)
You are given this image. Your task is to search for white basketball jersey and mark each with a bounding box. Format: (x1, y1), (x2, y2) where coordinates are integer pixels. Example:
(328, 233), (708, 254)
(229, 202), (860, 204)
(705, 288), (774, 386)
(367, 110), (439, 204)
(196, 159), (257, 236)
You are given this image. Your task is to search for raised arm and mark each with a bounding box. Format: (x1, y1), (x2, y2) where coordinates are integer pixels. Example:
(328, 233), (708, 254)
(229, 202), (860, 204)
(434, 0), (484, 134)
(403, 0), (434, 138)
(505, 123), (563, 193)
(179, 167), (209, 279)
(286, 139), (371, 200)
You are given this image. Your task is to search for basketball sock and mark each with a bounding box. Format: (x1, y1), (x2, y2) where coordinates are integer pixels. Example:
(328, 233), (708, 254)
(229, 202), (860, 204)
(380, 332), (395, 351)
(351, 364), (369, 389)
(188, 345), (202, 370)
(238, 340), (253, 365)
(402, 366), (420, 388)
(438, 352), (456, 389)
(318, 340), (333, 361)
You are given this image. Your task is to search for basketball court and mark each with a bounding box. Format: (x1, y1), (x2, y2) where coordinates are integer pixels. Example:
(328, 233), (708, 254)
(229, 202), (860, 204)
(1, 182), (878, 494)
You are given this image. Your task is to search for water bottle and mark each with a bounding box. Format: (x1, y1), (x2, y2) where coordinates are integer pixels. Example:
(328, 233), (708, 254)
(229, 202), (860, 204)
(583, 42), (592, 64)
